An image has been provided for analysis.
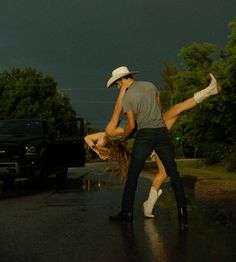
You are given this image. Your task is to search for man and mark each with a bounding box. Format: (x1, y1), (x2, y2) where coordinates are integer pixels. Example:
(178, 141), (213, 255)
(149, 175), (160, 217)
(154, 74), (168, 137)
(107, 66), (188, 230)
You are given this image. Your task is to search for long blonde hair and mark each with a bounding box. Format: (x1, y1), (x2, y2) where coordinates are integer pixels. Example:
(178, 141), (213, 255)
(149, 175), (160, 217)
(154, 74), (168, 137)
(97, 139), (129, 183)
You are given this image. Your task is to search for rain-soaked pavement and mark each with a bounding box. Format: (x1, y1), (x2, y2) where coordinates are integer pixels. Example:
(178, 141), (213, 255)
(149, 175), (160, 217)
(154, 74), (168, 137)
(0, 162), (235, 262)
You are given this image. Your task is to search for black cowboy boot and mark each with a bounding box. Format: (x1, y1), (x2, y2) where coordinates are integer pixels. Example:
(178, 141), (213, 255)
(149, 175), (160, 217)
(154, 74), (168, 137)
(178, 207), (188, 230)
(109, 211), (133, 223)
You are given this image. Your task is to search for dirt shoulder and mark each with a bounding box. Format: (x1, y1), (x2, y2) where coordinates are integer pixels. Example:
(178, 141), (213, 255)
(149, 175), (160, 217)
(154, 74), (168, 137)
(143, 160), (236, 227)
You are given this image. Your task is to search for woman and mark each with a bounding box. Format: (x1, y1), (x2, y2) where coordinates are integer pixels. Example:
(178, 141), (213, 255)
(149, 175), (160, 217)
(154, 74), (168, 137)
(84, 85), (130, 183)
(85, 73), (221, 217)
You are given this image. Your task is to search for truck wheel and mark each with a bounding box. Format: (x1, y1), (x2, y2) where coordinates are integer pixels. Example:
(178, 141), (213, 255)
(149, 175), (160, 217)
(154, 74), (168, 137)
(3, 177), (15, 191)
(56, 168), (68, 187)
(39, 150), (49, 184)
(39, 165), (49, 184)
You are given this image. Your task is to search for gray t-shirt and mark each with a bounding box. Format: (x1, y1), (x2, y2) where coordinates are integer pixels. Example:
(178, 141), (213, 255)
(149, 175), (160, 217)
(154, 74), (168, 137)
(122, 81), (166, 130)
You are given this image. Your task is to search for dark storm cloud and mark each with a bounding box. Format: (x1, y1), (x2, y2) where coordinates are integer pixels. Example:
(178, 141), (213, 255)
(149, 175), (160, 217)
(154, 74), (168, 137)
(0, 0), (235, 129)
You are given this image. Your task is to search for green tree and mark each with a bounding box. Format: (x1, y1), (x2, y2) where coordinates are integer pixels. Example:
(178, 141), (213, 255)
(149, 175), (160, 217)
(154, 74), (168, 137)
(178, 42), (218, 71)
(0, 68), (76, 125)
(213, 17), (236, 143)
(159, 63), (179, 112)
(211, 17), (236, 166)
(168, 17), (236, 165)
(168, 43), (221, 160)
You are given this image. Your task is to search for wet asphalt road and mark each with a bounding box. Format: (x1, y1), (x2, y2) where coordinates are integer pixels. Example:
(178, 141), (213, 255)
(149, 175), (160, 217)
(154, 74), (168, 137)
(0, 162), (235, 262)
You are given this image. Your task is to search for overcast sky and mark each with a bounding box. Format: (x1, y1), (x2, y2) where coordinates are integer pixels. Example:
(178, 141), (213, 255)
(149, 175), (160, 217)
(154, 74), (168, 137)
(0, 0), (235, 129)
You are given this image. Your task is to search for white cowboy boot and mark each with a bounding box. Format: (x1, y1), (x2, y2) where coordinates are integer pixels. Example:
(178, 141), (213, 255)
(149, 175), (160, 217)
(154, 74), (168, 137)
(143, 187), (163, 218)
(193, 73), (221, 103)
(150, 151), (157, 162)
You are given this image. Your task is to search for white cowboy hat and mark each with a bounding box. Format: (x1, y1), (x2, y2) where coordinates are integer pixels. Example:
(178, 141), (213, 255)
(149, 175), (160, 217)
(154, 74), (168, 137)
(107, 66), (139, 88)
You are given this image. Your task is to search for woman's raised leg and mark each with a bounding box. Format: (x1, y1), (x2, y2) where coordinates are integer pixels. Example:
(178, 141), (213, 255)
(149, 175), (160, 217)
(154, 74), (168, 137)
(143, 74), (222, 218)
(163, 98), (197, 130)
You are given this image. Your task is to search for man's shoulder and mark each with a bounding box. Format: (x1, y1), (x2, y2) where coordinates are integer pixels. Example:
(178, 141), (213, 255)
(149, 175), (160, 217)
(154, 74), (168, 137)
(125, 81), (157, 99)
(136, 81), (155, 86)
(135, 81), (156, 88)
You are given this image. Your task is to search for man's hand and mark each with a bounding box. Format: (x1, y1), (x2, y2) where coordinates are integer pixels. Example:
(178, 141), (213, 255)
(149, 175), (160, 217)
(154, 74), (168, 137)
(120, 111), (136, 141)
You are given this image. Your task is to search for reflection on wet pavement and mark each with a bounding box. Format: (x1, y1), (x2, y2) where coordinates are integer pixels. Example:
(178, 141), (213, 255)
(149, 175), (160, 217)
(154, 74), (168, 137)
(0, 168), (235, 262)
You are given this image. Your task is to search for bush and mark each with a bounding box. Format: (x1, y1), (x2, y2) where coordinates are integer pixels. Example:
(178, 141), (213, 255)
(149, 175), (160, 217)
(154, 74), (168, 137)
(226, 149), (236, 172)
(198, 142), (226, 165)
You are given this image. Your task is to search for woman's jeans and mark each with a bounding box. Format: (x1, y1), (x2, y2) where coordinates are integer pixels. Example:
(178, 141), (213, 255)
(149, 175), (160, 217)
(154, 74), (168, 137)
(121, 127), (187, 213)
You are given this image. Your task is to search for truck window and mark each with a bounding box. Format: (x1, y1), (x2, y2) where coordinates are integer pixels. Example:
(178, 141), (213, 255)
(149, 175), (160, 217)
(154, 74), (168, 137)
(55, 118), (84, 138)
(0, 120), (43, 136)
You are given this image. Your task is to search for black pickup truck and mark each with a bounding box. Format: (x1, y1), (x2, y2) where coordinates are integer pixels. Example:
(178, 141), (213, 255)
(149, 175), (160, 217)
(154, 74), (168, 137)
(0, 118), (85, 187)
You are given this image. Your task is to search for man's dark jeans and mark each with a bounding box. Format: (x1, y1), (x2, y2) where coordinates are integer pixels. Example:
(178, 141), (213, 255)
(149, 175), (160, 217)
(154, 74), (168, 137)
(121, 127), (187, 213)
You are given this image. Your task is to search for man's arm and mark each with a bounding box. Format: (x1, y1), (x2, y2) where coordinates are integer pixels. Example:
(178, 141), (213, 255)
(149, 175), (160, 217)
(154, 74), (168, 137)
(105, 86), (127, 137)
(156, 95), (162, 109)
(120, 111), (136, 141)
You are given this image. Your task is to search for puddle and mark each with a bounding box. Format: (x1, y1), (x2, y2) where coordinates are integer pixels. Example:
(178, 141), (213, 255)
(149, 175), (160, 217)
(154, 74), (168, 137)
(80, 172), (121, 192)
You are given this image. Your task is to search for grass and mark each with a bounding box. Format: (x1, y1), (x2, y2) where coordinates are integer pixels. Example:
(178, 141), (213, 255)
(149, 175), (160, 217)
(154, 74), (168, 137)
(176, 159), (236, 180)
(145, 159), (236, 229)
(176, 159), (236, 230)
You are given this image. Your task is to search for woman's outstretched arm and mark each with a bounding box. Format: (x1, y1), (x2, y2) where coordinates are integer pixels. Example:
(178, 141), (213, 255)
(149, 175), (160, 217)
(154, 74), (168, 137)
(105, 86), (127, 137)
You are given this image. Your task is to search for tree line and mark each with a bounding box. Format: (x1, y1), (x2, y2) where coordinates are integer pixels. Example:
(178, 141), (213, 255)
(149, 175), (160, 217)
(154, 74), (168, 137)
(0, 68), (76, 128)
(160, 17), (236, 170)
(0, 17), (235, 169)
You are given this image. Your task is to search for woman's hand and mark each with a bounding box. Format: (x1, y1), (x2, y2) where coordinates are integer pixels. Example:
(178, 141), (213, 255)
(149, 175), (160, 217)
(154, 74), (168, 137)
(93, 144), (111, 161)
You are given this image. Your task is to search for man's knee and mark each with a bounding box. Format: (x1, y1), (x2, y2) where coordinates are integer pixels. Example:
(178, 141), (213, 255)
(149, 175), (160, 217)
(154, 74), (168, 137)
(160, 159), (178, 176)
